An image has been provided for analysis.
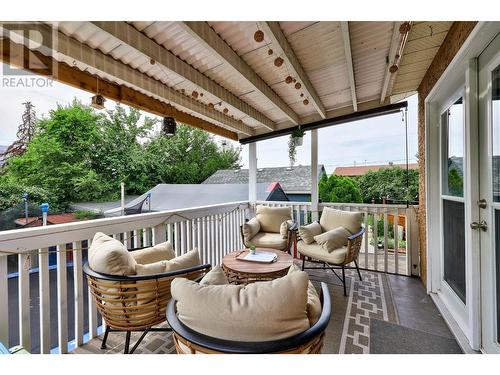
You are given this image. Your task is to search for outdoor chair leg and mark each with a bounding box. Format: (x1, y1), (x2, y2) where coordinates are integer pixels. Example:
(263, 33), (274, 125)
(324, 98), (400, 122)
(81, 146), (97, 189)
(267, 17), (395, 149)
(354, 260), (362, 281)
(301, 256), (306, 270)
(124, 331), (131, 354)
(101, 325), (111, 350)
(342, 265), (347, 296)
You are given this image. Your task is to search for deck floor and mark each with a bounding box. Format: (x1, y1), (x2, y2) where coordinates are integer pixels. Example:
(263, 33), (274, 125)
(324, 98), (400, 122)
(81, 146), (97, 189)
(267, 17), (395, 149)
(72, 262), (462, 354)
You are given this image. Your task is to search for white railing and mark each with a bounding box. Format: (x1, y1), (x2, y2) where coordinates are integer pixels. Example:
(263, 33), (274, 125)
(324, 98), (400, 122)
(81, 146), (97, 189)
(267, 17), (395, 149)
(256, 200), (420, 277)
(0, 201), (250, 354)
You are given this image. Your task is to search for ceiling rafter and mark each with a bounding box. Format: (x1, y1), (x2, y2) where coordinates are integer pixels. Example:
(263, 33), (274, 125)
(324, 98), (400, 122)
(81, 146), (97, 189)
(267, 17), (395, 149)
(2, 23), (254, 136)
(179, 21), (300, 125)
(258, 21), (326, 119)
(340, 22), (358, 112)
(380, 22), (402, 103)
(0, 39), (239, 140)
(91, 21), (276, 131)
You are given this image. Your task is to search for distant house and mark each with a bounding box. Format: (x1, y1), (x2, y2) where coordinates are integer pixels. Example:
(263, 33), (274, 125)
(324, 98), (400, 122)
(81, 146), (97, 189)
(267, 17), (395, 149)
(203, 165), (326, 202)
(108, 182), (288, 216)
(70, 196), (139, 214)
(14, 213), (81, 228)
(334, 162), (419, 177)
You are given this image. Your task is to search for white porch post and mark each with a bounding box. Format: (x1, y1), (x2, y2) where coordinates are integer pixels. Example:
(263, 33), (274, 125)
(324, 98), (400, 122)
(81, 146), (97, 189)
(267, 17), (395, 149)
(248, 142), (257, 205)
(311, 129), (319, 221)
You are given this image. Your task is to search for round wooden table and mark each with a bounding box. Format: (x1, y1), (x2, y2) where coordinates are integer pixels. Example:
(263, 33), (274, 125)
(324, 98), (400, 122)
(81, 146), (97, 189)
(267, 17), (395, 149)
(222, 248), (294, 284)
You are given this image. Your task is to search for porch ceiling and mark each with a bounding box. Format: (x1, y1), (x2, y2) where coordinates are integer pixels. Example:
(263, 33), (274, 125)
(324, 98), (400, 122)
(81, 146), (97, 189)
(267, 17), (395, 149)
(1, 21), (454, 140)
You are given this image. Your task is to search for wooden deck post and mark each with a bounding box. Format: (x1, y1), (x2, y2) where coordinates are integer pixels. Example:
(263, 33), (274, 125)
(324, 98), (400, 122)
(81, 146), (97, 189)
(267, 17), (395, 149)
(311, 129), (319, 222)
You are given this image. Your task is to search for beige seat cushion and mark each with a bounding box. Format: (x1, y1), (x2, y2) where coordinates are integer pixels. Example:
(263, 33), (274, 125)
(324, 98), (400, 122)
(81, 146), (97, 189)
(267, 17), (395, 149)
(242, 217), (260, 243)
(171, 271), (310, 341)
(297, 240), (347, 265)
(288, 265), (322, 325)
(298, 222), (322, 245)
(314, 227), (351, 253)
(163, 249), (201, 272)
(319, 207), (362, 234)
(256, 205), (292, 233)
(280, 221), (289, 239)
(88, 232), (136, 276)
(248, 232), (287, 250)
(200, 265), (228, 285)
(131, 241), (175, 265)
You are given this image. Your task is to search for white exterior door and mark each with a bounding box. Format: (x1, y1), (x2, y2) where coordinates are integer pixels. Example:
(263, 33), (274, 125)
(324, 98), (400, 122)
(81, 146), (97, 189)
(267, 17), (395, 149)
(478, 32), (500, 354)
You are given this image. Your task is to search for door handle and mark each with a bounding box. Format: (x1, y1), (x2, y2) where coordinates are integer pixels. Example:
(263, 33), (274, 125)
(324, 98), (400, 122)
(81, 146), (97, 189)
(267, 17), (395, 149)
(477, 199), (487, 209)
(470, 220), (488, 231)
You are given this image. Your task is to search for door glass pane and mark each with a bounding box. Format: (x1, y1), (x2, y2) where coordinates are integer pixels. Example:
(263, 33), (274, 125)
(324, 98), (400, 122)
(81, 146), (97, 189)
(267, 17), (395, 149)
(442, 97), (464, 197)
(443, 199), (466, 303)
(493, 66), (500, 202)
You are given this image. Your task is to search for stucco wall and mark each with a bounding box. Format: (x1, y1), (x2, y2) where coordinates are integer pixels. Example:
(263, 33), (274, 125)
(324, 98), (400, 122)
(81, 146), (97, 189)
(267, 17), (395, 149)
(416, 21), (478, 287)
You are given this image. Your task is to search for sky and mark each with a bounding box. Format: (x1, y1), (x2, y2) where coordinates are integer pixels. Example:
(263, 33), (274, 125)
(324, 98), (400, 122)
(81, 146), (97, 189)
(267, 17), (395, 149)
(0, 63), (418, 174)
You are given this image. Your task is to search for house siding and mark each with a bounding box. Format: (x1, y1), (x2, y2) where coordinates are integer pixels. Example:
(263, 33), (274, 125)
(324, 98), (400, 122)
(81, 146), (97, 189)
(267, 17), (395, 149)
(417, 21), (478, 287)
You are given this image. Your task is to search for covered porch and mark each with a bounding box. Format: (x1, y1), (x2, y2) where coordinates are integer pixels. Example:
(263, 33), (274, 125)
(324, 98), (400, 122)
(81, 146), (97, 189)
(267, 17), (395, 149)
(0, 20), (487, 354)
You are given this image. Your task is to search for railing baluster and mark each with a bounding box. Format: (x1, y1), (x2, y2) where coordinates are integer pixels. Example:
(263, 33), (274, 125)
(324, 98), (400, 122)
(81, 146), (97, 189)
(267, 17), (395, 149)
(87, 238), (98, 340)
(174, 222), (180, 256)
(18, 253), (31, 352)
(167, 223), (173, 244)
(153, 224), (166, 246)
(373, 212), (378, 272)
(143, 228), (151, 248)
(73, 241), (84, 348)
(186, 220), (192, 251)
(202, 217), (208, 264)
(39, 247), (50, 353)
(384, 209), (388, 273)
(133, 230), (139, 249)
(364, 210), (369, 270)
(394, 208), (399, 275)
(57, 244), (68, 353)
(0, 255), (9, 346)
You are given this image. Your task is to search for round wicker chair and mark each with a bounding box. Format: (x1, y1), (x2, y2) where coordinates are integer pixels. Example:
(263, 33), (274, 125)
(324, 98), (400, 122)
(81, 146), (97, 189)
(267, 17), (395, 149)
(83, 262), (211, 354)
(166, 282), (331, 354)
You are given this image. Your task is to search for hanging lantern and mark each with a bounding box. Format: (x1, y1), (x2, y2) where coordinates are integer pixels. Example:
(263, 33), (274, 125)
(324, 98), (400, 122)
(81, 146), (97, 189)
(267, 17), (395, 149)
(389, 64), (399, 73)
(223, 108), (229, 114)
(285, 76), (293, 84)
(191, 91), (199, 99)
(303, 99), (309, 105)
(268, 49), (273, 55)
(274, 57), (284, 67)
(399, 22), (411, 34)
(162, 117), (177, 137)
(295, 82), (301, 90)
(254, 30), (264, 42)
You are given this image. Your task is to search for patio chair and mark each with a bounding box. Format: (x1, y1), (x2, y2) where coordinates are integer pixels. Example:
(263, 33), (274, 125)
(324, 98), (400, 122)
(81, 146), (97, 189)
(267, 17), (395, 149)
(297, 207), (365, 296)
(240, 205), (297, 253)
(166, 267), (331, 354)
(83, 232), (211, 354)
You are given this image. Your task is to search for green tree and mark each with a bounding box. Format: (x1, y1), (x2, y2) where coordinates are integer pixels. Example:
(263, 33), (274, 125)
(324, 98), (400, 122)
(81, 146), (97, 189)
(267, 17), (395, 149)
(3, 101), (108, 209)
(357, 167), (419, 204)
(143, 124), (241, 184)
(319, 174), (363, 203)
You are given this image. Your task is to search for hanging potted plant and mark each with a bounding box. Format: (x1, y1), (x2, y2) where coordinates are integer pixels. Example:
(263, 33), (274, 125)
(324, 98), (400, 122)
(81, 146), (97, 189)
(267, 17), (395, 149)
(288, 126), (305, 166)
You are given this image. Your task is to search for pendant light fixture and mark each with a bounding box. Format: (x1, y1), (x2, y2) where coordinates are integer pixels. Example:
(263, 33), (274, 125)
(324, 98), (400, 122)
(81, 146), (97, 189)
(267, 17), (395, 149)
(162, 117), (177, 137)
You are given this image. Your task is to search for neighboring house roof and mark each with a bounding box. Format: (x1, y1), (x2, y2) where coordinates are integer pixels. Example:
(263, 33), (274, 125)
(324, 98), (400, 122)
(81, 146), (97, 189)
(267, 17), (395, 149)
(14, 213), (80, 227)
(334, 163), (419, 177)
(70, 196), (139, 213)
(202, 165), (326, 194)
(106, 182), (288, 215)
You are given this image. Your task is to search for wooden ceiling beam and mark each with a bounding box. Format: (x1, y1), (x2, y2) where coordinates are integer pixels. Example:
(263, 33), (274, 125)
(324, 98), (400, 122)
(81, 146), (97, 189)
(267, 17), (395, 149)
(340, 22), (358, 112)
(380, 22), (403, 103)
(1, 22), (254, 137)
(180, 21), (300, 125)
(91, 21), (276, 131)
(259, 22), (326, 119)
(0, 38), (239, 140)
